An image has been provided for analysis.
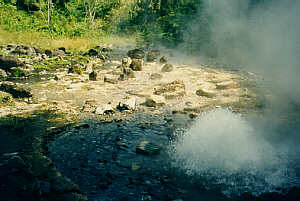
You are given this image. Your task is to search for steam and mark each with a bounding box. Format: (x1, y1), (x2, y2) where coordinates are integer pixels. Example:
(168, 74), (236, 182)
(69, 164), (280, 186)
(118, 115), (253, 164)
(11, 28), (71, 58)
(171, 0), (300, 196)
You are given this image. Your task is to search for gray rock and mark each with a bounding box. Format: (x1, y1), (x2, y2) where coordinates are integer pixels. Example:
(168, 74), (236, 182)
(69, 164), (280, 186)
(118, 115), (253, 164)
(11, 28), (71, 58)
(136, 141), (161, 155)
(127, 49), (145, 59)
(161, 63), (173, 72)
(95, 104), (114, 115)
(130, 59), (143, 71)
(0, 82), (32, 98)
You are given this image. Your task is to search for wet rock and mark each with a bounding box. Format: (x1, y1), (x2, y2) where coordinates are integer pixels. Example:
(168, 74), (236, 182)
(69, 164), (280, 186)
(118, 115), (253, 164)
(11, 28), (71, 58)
(0, 91), (14, 105)
(159, 56), (168, 64)
(127, 49), (145, 59)
(161, 63), (173, 72)
(216, 81), (239, 89)
(136, 141), (161, 155)
(196, 88), (216, 98)
(68, 64), (82, 75)
(0, 69), (7, 80)
(130, 59), (143, 71)
(118, 97), (136, 111)
(11, 45), (35, 55)
(150, 73), (163, 80)
(0, 55), (23, 70)
(146, 50), (160, 62)
(122, 57), (132, 68)
(0, 82), (32, 98)
(154, 80), (185, 99)
(143, 95), (166, 107)
(95, 104), (114, 115)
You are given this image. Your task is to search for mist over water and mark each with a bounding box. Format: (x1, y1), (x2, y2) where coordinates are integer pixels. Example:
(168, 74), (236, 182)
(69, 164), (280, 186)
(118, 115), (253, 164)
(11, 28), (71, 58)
(171, 0), (300, 195)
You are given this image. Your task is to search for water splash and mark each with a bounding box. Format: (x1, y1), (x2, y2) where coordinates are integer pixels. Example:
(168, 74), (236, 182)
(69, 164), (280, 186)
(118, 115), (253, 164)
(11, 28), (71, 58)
(170, 109), (298, 196)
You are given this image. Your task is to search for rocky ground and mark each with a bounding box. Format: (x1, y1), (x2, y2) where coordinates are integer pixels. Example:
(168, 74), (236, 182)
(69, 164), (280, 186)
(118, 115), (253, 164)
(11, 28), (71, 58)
(0, 43), (270, 201)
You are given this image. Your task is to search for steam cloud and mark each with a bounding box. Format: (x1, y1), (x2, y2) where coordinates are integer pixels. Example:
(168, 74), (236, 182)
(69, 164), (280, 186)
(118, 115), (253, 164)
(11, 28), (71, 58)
(171, 0), (300, 196)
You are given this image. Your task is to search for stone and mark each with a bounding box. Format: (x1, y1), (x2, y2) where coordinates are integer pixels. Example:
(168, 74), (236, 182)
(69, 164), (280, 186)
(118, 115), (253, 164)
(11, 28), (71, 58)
(127, 49), (145, 59)
(104, 76), (118, 84)
(88, 48), (98, 56)
(143, 95), (166, 107)
(0, 91), (14, 105)
(146, 50), (160, 62)
(118, 97), (136, 111)
(161, 63), (173, 72)
(216, 81), (239, 89)
(89, 71), (98, 81)
(95, 104), (114, 115)
(154, 80), (185, 99)
(196, 88), (216, 98)
(130, 59), (143, 71)
(119, 67), (135, 80)
(10, 67), (31, 77)
(159, 56), (168, 64)
(11, 45), (35, 55)
(0, 55), (23, 70)
(136, 141), (161, 155)
(68, 64), (82, 75)
(150, 73), (163, 80)
(0, 69), (7, 80)
(121, 57), (132, 68)
(58, 47), (66, 53)
(45, 49), (65, 57)
(0, 82), (32, 98)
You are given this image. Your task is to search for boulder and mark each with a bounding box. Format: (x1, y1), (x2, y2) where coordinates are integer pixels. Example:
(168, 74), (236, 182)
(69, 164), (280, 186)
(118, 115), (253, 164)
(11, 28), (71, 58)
(0, 82), (32, 98)
(127, 49), (145, 59)
(161, 63), (173, 72)
(118, 97), (136, 111)
(159, 56), (168, 64)
(130, 59), (143, 71)
(196, 88), (216, 98)
(146, 50), (160, 62)
(136, 141), (161, 155)
(0, 69), (8, 80)
(95, 104), (114, 115)
(154, 80), (185, 99)
(0, 55), (23, 70)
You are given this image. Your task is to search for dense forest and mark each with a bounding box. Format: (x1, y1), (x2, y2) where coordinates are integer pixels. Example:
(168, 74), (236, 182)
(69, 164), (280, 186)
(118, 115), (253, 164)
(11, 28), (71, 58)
(0, 0), (272, 49)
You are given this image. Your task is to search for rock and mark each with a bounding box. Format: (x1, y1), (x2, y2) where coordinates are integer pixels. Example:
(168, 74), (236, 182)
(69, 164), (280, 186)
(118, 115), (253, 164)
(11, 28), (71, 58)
(45, 49), (65, 57)
(88, 48), (98, 56)
(161, 63), (173, 72)
(85, 63), (93, 73)
(58, 47), (66, 53)
(0, 91), (14, 105)
(0, 82), (32, 98)
(196, 88), (216, 98)
(136, 141), (161, 155)
(104, 76), (118, 84)
(159, 56), (168, 64)
(11, 45), (35, 55)
(150, 73), (163, 80)
(89, 71), (99, 81)
(0, 55), (23, 70)
(0, 69), (7, 80)
(10, 67), (31, 77)
(143, 95), (166, 107)
(118, 97), (136, 111)
(119, 67), (135, 80)
(127, 49), (145, 59)
(68, 64), (82, 75)
(33, 47), (44, 54)
(216, 81), (239, 89)
(130, 59), (143, 71)
(154, 80), (185, 99)
(121, 57), (132, 68)
(146, 50), (160, 62)
(95, 104), (114, 115)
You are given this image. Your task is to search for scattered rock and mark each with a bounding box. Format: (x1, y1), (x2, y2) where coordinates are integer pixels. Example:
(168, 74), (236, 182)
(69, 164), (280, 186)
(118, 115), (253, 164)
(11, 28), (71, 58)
(150, 73), (163, 80)
(154, 80), (185, 99)
(159, 56), (168, 64)
(127, 49), (145, 59)
(45, 49), (65, 57)
(216, 81), (239, 89)
(130, 59), (143, 71)
(0, 55), (23, 70)
(136, 141), (161, 155)
(146, 50), (160, 62)
(121, 57), (132, 68)
(68, 64), (82, 75)
(161, 63), (173, 72)
(118, 97), (136, 111)
(0, 69), (8, 80)
(0, 82), (32, 98)
(11, 45), (35, 55)
(196, 88), (216, 98)
(95, 104), (114, 115)
(143, 95), (166, 107)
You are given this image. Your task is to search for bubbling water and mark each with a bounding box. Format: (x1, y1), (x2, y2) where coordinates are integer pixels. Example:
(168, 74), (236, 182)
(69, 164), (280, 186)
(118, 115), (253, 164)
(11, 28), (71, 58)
(170, 109), (297, 196)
